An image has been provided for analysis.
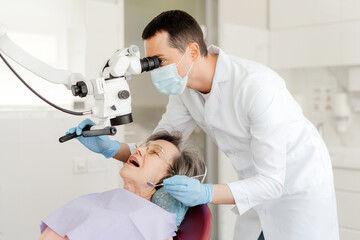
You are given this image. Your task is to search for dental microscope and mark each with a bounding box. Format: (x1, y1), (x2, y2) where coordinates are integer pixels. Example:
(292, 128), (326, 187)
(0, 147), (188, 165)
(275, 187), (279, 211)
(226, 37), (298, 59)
(0, 25), (160, 142)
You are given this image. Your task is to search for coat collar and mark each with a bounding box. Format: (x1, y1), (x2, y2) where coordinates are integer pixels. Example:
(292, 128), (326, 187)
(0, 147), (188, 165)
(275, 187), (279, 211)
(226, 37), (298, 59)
(208, 45), (231, 84)
(186, 45), (232, 122)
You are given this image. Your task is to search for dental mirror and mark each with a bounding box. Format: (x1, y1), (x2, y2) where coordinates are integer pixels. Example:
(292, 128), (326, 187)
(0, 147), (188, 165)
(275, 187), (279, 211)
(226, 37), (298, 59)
(146, 174), (206, 188)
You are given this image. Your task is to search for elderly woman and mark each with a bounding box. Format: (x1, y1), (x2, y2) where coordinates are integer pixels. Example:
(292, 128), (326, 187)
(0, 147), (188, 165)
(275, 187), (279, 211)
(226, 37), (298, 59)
(38, 131), (206, 240)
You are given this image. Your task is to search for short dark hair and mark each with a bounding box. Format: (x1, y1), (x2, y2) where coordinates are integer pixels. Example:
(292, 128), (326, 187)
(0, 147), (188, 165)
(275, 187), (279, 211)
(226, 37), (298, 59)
(142, 10), (208, 57)
(146, 130), (206, 186)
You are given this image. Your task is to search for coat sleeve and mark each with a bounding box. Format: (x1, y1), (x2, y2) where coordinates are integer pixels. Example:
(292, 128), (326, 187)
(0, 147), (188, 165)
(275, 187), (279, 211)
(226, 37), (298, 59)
(153, 95), (198, 141)
(227, 78), (287, 215)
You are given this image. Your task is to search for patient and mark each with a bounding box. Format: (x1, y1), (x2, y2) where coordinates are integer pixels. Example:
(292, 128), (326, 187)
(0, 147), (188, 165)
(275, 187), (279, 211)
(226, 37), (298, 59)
(38, 131), (206, 240)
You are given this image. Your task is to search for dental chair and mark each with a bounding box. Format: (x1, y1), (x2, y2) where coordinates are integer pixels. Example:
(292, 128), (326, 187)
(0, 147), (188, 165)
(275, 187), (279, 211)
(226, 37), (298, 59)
(174, 204), (212, 240)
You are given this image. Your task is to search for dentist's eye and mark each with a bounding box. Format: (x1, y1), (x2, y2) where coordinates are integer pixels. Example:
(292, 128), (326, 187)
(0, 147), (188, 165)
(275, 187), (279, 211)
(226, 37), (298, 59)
(159, 59), (166, 65)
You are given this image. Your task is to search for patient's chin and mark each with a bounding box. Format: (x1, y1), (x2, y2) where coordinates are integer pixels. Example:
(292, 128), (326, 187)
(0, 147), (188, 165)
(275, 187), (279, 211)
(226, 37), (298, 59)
(119, 167), (127, 178)
(120, 167), (140, 182)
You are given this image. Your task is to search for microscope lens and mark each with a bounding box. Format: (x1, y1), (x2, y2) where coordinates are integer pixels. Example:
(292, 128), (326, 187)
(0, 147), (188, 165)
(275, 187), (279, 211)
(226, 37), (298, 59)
(140, 56), (160, 72)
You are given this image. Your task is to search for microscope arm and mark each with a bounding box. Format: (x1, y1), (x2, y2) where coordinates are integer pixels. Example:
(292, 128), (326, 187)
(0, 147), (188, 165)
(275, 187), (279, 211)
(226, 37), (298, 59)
(0, 24), (86, 89)
(0, 24), (161, 142)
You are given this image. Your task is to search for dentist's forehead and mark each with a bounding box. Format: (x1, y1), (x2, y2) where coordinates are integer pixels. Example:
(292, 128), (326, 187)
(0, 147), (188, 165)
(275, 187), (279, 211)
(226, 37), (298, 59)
(143, 31), (177, 57)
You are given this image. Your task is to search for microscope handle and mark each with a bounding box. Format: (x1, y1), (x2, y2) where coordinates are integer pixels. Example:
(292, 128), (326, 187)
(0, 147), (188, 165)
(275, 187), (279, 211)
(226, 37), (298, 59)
(82, 127), (117, 137)
(59, 126), (117, 143)
(59, 132), (78, 143)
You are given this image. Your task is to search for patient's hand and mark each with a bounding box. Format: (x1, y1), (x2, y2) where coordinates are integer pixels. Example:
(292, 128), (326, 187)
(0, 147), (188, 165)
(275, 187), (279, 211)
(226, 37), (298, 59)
(38, 227), (69, 240)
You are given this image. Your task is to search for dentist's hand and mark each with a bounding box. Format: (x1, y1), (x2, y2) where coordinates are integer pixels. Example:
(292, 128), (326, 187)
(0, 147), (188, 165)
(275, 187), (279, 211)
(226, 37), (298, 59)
(163, 175), (214, 207)
(66, 118), (121, 159)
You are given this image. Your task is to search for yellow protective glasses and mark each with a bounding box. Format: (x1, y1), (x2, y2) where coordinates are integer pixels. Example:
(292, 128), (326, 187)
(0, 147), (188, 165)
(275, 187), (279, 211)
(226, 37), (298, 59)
(135, 142), (175, 173)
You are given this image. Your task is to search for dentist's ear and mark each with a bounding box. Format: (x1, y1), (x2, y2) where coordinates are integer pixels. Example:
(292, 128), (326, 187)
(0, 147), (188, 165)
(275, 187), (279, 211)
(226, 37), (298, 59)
(188, 43), (200, 61)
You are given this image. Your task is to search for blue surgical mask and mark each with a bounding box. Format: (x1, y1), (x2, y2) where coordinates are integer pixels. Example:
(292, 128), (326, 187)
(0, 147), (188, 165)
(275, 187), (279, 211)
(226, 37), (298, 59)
(150, 47), (194, 95)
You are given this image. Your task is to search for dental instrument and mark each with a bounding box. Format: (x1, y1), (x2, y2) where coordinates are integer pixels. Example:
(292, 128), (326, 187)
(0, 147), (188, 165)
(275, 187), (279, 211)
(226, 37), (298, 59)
(147, 174), (206, 188)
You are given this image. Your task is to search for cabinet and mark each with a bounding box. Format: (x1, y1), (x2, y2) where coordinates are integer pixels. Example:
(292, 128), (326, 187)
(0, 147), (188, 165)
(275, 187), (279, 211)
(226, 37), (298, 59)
(270, 21), (360, 69)
(270, 0), (342, 29)
(270, 0), (360, 30)
(269, 0), (360, 69)
(333, 167), (360, 239)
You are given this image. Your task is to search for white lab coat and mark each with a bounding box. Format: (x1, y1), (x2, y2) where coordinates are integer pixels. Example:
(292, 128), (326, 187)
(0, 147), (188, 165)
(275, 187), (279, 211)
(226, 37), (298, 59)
(153, 46), (339, 240)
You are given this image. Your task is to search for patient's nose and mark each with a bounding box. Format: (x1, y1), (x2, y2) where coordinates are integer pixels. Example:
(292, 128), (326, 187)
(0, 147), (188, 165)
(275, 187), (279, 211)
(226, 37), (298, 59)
(136, 146), (145, 157)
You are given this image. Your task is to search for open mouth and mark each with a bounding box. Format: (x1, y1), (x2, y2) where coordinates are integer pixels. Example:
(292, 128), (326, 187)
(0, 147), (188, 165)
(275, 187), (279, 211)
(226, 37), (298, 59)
(127, 156), (140, 168)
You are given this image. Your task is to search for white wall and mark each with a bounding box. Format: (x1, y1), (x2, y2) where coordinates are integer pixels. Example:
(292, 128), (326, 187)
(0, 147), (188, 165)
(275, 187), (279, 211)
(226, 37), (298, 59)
(218, 0), (269, 66)
(0, 111), (124, 240)
(0, 0), (86, 108)
(269, 0), (360, 68)
(0, 1), (125, 239)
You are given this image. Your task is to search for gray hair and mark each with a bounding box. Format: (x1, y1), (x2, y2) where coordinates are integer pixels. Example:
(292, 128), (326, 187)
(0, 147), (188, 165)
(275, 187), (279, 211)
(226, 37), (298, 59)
(146, 131), (206, 186)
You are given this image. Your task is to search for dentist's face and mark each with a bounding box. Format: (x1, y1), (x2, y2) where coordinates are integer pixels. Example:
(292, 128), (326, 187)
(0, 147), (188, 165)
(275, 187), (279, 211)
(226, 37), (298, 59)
(120, 139), (179, 188)
(144, 31), (192, 79)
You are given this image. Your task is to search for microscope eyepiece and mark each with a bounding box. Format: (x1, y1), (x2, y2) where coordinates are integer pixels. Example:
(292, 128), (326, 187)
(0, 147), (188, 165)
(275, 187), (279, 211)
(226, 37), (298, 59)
(140, 56), (160, 72)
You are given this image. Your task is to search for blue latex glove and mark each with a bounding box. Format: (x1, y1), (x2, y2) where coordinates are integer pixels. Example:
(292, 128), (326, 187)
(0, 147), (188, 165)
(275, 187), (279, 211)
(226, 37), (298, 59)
(163, 175), (214, 207)
(66, 119), (121, 159)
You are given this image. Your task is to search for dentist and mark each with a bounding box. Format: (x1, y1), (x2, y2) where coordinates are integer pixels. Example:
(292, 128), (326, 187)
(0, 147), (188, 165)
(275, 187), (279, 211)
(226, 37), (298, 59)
(69, 10), (339, 240)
